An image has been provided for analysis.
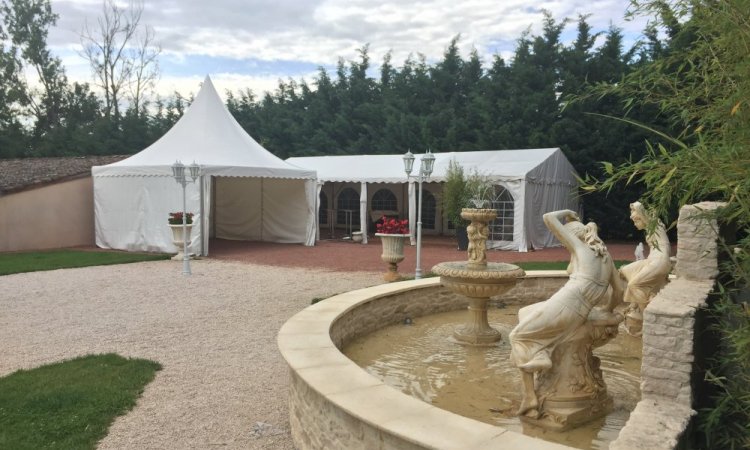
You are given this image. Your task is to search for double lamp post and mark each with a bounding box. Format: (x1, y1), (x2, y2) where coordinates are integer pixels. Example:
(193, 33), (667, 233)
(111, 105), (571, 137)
(171, 160), (201, 276)
(402, 150), (435, 280)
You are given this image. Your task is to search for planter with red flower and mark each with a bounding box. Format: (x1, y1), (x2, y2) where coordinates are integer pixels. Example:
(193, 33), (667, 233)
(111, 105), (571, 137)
(374, 216), (410, 282)
(169, 212), (194, 260)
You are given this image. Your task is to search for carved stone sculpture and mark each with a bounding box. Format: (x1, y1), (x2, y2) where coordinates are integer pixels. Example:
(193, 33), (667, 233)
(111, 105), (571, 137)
(464, 209), (492, 269)
(509, 210), (625, 431)
(619, 202), (671, 336)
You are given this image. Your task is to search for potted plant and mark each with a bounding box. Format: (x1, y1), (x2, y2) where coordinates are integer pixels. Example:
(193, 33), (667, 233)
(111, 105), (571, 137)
(442, 160), (469, 250)
(374, 216), (410, 282)
(442, 160), (495, 251)
(168, 212), (194, 260)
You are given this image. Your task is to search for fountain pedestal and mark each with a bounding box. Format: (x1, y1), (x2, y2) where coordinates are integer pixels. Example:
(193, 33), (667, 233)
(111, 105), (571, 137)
(433, 208), (525, 346)
(521, 312), (623, 431)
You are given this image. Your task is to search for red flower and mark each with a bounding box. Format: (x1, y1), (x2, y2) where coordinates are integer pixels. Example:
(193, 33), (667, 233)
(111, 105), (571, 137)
(169, 212), (194, 225)
(376, 215), (409, 234)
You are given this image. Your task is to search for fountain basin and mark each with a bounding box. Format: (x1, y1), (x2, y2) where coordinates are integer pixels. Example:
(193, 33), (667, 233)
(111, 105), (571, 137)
(432, 261), (525, 298)
(278, 272), (576, 449)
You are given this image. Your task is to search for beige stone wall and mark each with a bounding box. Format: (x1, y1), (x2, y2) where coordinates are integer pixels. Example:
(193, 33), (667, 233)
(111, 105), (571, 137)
(610, 202), (724, 450)
(0, 177), (95, 252)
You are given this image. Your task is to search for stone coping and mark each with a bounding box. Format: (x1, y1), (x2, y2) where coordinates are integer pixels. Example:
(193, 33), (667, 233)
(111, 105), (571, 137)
(278, 274), (573, 450)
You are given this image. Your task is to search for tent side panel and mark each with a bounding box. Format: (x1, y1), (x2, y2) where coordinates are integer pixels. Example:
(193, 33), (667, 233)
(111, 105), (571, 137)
(94, 176), (200, 253)
(525, 180), (579, 249)
(262, 179), (309, 244)
(214, 177), (262, 240)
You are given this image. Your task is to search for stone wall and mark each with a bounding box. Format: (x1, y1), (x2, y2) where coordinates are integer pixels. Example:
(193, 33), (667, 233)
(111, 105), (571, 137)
(0, 177), (96, 252)
(610, 202), (724, 450)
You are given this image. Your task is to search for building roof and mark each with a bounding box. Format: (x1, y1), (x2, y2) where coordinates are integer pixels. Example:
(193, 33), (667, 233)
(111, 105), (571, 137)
(0, 155), (127, 195)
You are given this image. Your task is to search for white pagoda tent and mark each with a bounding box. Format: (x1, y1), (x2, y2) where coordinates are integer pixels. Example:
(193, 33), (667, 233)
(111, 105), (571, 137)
(93, 76), (317, 256)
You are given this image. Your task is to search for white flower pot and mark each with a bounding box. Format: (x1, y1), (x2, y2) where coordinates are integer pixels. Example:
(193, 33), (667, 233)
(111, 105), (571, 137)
(169, 223), (193, 260)
(375, 233), (408, 281)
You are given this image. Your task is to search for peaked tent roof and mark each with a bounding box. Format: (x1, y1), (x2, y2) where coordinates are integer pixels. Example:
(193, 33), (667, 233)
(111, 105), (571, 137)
(287, 148), (577, 184)
(93, 76), (315, 179)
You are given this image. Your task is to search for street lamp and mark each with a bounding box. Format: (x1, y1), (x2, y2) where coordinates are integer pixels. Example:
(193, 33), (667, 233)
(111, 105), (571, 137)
(403, 149), (435, 279)
(171, 160), (201, 276)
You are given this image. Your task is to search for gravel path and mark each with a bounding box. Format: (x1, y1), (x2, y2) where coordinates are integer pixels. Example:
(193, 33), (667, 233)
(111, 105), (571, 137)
(0, 259), (381, 449)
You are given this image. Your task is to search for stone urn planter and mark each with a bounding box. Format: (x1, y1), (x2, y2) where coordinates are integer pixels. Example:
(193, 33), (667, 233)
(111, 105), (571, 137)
(169, 212), (194, 261)
(375, 233), (408, 282)
(169, 223), (193, 261)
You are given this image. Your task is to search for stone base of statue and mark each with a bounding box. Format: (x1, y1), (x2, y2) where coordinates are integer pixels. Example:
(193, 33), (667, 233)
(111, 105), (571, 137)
(521, 312), (622, 431)
(433, 261), (525, 346)
(623, 303), (645, 337)
(452, 297), (503, 345)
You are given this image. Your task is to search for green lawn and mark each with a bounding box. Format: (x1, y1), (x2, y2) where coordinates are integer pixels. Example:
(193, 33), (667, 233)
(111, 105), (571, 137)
(0, 249), (170, 276)
(0, 354), (161, 450)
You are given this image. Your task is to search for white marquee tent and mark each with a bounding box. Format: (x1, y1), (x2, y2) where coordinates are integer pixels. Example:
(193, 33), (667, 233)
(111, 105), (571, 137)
(288, 148), (579, 252)
(93, 76), (317, 256)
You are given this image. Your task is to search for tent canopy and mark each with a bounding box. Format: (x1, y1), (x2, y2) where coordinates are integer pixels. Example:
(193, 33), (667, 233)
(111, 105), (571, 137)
(94, 76), (315, 179)
(287, 148), (568, 183)
(93, 76), (317, 255)
(288, 148), (579, 252)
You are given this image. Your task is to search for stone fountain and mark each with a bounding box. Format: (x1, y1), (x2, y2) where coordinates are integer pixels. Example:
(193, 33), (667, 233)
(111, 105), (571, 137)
(432, 208), (525, 345)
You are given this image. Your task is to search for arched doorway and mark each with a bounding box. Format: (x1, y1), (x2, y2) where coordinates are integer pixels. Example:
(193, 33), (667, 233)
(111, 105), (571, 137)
(336, 187), (360, 227)
(489, 186), (514, 241)
(418, 190), (437, 230)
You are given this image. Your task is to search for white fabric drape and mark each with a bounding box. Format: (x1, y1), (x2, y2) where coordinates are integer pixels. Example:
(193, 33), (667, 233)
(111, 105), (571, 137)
(408, 180), (416, 246)
(304, 179), (317, 246)
(359, 182), (368, 244)
(314, 181), (324, 242)
(201, 175), (211, 256)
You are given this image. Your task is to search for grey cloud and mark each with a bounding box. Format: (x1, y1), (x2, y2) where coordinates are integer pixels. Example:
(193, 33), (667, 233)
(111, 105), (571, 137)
(47, 0), (647, 69)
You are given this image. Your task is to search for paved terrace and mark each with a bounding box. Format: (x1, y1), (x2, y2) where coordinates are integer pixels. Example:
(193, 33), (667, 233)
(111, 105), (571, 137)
(208, 235), (641, 273)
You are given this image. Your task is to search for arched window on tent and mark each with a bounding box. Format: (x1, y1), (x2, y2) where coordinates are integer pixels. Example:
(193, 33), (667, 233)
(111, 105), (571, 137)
(489, 186), (514, 242)
(336, 187), (360, 227)
(418, 189), (437, 230)
(319, 191), (328, 225)
(371, 189), (397, 211)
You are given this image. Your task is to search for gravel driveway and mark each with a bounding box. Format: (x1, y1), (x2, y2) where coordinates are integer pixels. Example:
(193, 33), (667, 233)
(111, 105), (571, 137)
(0, 259), (381, 449)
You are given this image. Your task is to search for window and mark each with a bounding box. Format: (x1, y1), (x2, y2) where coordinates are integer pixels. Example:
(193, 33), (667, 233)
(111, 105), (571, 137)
(371, 189), (397, 211)
(319, 191), (328, 225)
(489, 186), (514, 241)
(418, 190), (437, 230)
(336, 188), (360, 226)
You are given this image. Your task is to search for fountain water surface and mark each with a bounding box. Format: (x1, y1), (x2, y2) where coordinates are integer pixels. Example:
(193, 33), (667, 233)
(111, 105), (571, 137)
(343, 306), (642, 450)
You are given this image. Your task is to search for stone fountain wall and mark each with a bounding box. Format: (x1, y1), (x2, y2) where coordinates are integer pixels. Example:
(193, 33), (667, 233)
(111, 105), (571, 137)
(610, 202), (724, 450)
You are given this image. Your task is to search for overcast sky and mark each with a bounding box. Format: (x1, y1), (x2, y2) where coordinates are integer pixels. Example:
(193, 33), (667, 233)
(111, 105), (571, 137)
(46, 0), (650, 99)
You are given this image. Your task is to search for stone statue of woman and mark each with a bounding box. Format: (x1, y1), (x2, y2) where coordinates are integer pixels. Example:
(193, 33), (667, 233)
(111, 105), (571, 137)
(509, 210), (624, 420)
(619, 201), (671, 336)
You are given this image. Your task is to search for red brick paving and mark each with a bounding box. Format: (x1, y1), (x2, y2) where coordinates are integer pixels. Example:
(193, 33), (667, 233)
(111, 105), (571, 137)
(208, 235), (640, 275)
